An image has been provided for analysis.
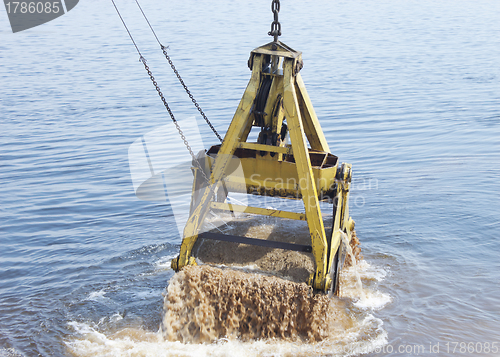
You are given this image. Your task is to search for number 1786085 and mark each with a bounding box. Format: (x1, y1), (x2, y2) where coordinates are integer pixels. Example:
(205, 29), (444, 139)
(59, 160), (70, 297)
(5, 2), (61, 14)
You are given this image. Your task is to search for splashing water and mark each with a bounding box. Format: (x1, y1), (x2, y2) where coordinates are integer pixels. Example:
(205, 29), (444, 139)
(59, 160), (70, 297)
(339, 231), (392, 310)
(66, 218), (390, 356)
(161, 265), (353, 343)
(340, 231), (364, 297)
(66, 260), (390, 357)
(66, 316), (388, 357)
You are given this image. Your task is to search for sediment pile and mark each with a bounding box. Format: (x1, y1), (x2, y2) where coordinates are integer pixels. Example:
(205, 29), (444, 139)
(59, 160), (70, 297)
(192, 216), (361, 283)
(163, 215), (360, 343)
(162, 265), (351, 343)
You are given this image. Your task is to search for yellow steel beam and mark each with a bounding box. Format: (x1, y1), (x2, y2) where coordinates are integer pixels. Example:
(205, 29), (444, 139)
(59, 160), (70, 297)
(210, 202), (306, 221)
(295, 74), (330, 153)
(173, 55), (264, 271)
(327, 191), (342, 276)
(263, 75), (283, 128)
(271, 93), (286, 161)
(251, 41), (302, 60)
(238, 142), (290, 154)
(240, 111), (255, 143)
(283, 58), (329, 291)
(340, 164), (352, 231)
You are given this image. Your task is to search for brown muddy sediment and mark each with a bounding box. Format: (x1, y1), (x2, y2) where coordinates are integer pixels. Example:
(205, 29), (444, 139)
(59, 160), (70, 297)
(163, 215), (361, 343)
(193, 215), (361, 282)
(194, 215), (317, 282)
(345, 230), (362, 266)
(162, 265), (352, 343)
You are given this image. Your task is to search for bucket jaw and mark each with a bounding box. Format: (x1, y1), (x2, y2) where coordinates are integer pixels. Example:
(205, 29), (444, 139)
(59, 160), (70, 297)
(171, 41), (354, 294)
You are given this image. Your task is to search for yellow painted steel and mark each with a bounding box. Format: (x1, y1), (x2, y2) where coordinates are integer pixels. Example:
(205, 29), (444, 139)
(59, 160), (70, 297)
(172, 55), (264, 271)
(283, 58), (329, 290)
(210, 202), (306, 221)
(172, 41), (354, 293)
(328, 192), (343, 276)
(238, 142), (290, 155)
(204, 148), (338, 199)
(296, 74), (330, 153)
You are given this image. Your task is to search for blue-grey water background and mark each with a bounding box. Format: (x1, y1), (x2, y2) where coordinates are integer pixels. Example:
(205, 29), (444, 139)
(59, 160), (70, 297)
(1, 0), (500, 356)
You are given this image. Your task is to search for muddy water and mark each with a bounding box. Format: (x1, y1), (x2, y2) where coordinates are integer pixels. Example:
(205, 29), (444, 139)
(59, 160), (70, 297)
(162, 265), (346, 343)
(161, 214), (362, 344)
(66, 262), (389, 357)
(65, 213), (390, 356)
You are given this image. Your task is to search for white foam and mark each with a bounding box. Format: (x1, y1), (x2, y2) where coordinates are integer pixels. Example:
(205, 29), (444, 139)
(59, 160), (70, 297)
(66, 321), (388, 357)
(154, 254), (179, 271)
(226, 263), (261, 271)
(86, 289), (107, 301)
(340, 264), (392, 310)
(0, 348), (25, 357)
(68, 321), (99, 335)
(353, 290), (392, 310)
(339, 315), (388, 357)
(109, 312), (124, 322)
(355, 260), (388, 282)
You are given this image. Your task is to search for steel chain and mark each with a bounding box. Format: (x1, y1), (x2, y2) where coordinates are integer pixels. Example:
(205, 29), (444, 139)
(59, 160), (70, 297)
(268, 0), (281, 42)
(140, 56), (211, 184)
(132, 0), (222, 142)
(111, 0), (217, 196)
(160, 45), (223, 143)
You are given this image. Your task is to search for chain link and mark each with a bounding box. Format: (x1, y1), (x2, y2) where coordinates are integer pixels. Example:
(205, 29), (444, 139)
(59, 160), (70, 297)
(268, 0), (281, 42)
(140, 56), (211, 183)
(132, 0), (222, 143)
(112, 0), (216, 192)
(160, 45), (223, 143)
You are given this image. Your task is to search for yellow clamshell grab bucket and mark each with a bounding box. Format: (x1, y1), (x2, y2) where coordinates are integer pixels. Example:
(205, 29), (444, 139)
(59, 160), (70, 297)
(112, 0), (364, 342)
(171, 39), (356, 295)
(111, 0), (359, 296)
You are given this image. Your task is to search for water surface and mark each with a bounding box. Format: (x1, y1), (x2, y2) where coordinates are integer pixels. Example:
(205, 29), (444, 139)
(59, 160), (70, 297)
(1, 0), (499, 356)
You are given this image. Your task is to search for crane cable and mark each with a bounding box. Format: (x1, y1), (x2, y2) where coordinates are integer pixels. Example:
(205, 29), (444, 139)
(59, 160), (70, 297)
(134, 0), (223, 143)
(110, 0), (211, 184)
